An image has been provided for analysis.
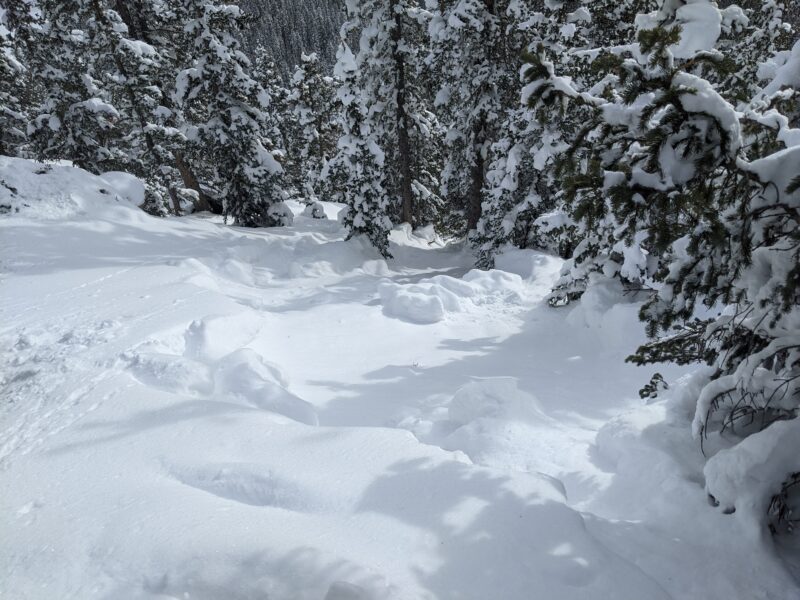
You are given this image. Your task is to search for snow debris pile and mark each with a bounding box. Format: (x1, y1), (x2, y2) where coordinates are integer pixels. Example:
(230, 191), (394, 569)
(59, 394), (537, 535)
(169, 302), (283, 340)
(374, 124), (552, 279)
(378, 270), (526, 324)
(2, 156), (798, 599)
(705, 417), (800, 539)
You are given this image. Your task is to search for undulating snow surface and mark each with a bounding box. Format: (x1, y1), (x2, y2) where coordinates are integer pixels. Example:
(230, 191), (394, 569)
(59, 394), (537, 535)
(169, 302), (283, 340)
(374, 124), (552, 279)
(1, 157), (797, 599)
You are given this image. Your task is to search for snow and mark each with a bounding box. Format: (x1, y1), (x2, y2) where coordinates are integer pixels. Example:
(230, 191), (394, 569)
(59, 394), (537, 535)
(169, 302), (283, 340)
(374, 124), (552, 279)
(0, 157), (148, 220)
(377, 269), (528, 324)
(705, 418), (800, 540)
(670, 0), (723, 59)
(1, 158), (798, 599)
(636, 0), (732, 60)
(99, 171), (146, 208)
(672, 72), (742, 155)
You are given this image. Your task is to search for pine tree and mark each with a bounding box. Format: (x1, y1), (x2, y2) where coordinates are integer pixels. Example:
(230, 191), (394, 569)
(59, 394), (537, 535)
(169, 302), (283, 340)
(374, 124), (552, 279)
(85, 0), (189, 213)
(285, 52), (339, 205)
(474, 0), (659, 268)
(630, 38), (799, 530)
(334, 43), (393, 257)
(428, 0), (530, 236)
(333, 0), (441, 241)
(0, 0), (36, 157)
(28, 0), (124, 173)
(252, 44), (292, 169)
(108, 0), (214, 215)
(524, 0), (798, 528)
(522, 0), (756, 304)
(176, 2), (288, 227)
(239, 0), (343, 75)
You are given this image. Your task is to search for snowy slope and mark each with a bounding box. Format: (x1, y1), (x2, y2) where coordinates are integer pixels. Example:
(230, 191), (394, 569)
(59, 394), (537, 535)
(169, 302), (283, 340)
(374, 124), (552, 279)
(1, 157), (797, 599)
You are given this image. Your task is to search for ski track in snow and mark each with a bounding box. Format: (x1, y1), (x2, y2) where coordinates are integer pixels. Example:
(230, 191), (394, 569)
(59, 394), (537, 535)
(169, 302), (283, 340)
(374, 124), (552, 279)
(1, 165), (798, 599)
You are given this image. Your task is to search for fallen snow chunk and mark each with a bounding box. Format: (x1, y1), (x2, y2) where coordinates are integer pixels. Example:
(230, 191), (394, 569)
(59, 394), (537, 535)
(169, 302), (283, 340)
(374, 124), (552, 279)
(378, 281), (447, 324)
(378, 269), (526, 324)
(704, 418), (800, 538)
(214, 349), (318, 425)
(99, 171), (146, 207)
(448, 378), (545, 425)
(183, 315), (264, 363)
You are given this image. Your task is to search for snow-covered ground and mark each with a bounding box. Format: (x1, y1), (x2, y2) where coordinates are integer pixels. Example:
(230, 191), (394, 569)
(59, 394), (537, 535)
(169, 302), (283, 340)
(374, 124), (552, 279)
(1, 157), (797, 599)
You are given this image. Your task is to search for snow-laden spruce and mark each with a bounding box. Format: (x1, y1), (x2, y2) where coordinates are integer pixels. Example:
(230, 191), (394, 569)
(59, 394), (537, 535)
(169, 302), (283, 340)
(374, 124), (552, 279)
(331, 0), (442, 246)
(284, 52), (340, 210)
(176, 3), (288, 227)
(0, 1), (33, 157)
(427, 0), (532, 237)
(521, 0), (798, 533)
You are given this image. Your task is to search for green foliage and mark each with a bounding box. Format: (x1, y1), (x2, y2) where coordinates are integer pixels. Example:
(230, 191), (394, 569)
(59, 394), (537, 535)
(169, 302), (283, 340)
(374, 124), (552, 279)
(638, 372), (669, 400)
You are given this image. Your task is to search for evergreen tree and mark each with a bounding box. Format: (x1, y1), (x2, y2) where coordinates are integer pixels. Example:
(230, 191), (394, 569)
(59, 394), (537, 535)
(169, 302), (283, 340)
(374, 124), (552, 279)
(526, 0), (798, 527)
(474, 0), (659, 268)
(427, 0), (530, 236)
(334, 43), (393, 256)
(334, 0), (441, 239)
(239, 0), (344, 76)
(176, 2), (288, 227)
(252, 44), (292, 168)
(630, 38), (799, 530)
(28, 0), (124, 173)
(522, 0), (762, 304)
(86, 0), (188, 213)
(0, 0), (36, 157)
(109, 0), (215, 215)
(285, 52), (339, 205)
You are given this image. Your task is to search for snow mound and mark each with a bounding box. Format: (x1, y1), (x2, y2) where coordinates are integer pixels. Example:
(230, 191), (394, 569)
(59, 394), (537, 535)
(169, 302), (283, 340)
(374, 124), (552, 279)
(125, 320), (317, 426)
(437, 378), (587, 477)
(704, 418), (800, 539)
(565, 278), (643, 346)
(183, 315), (268, 363)
(378, 269), (526, 324)
(0, 156), (146, 221)
(99, 171), (146, 208)
(302, 201), (327, 219)
(215, 349), (318, 425)
(448, 377), (547, 425)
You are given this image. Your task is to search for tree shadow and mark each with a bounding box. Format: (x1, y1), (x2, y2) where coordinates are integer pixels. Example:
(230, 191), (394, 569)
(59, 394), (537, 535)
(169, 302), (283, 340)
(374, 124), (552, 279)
(582, 404), (800, 597)
(355, 456), (671, 600)
(312, 302), (671, 429)
(46, 398), (259, 455)
(2, 217), (229, 276)
(98, 546), (393, 600)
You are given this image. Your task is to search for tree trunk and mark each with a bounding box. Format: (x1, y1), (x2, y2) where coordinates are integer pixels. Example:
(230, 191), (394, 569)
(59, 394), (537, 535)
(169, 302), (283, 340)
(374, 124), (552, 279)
(175, 151), (212, 213)
(465, 0), (496, 231)
(392, 0), (415, 227)
(466, 118), (485, 231)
